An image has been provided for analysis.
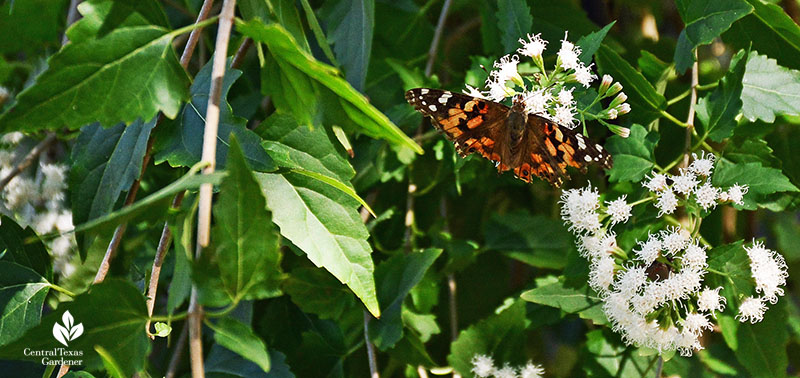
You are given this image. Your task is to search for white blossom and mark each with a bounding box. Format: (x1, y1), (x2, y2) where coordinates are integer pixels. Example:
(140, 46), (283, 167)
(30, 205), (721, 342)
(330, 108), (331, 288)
(643, 172), (669, 192)
(745, 241), (788, 304)
(494, 365), (517, 378)
(556, 87), (575, 106)
(486, 77), (514, 101)
(517, 33), (547, 58)
(681, 242), (707, 271)
(523, 89), (553, 115)
(694, 182), (720, 211)
(519, 362), (545, 378)
(720, 184), (748, 206)
(697, 286), (726, 314)
(573, 63), (597, 87)
(552, 104), (577, 128)
(471, 354), (495, 378)
(557, 32), (581, 70)
(661, 227), (690, 256)
(689, 152), (715, 176)
(559, 185), (601, 234)
(605, 195), (632, 225)
(681, 312), (713, 336)
(671, 169), (699, 196)
(463, 84), (487, 99)
(606, 108), (618, 120)
(1, 132), (24, 145)
(736, 296), (767, 323)
(634, 234), (661, 265)
(655, 189), (678, 216)
(617, 103), (631, 115)
(589, 254), (616, 294)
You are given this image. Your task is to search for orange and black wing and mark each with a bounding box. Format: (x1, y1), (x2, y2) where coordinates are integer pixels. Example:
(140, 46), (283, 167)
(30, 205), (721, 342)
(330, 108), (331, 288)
(405, 88), (510, 165)
(515, 114), (612, 187)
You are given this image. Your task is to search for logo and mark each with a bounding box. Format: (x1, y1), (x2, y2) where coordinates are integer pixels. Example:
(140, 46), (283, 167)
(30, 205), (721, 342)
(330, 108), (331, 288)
(52, 310), (83, 347)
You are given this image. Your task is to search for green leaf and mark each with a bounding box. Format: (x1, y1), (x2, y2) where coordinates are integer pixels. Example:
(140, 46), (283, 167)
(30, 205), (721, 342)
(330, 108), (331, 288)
(484, 211), (573, 269)
(206, 137), (284, 303)
(0, 0), (66, 54)
(495, 0), (532, 53)
(712, 158), (799, 210)
(206, 346), (294, 377)
(238, 19), (422, 154)
(153, 322), (171, 337)
(284, 267), (356, 320)
(370, 249), (441, 350)
(448, 300), (527, 376)
(154, 57), (275, 172)
(95, 345), (125, 378)
(732, 301), (789, 378)
(322, 0), (374, 91)
(70, 118), (156, 228)
(267, 0), (311, 52)
(696, 49), (746, 142)
(605, 124), (659, 182)
(740, 51), (800, 122)
(723, 0), (800, 71)
(585, 329), (653, 378)
(0, 25), (189, 132)
(70, 0), (169, 40)
(0, 262), (50, 346)
(73, 165), (225, 238)
(577, 21), (616, 65)
(707, 241), (754, 306)
(0, 280), (148, 377)
(595, 45), (667, 123)
(724, 138), (782, 168)
(207, 317), (271, 374)
(166, 200), (194, 315)
(673, 0), (752, 73)
(0, 215), (52, 281)
(255, 170), (380, 317)
(521, 277), (607, 325)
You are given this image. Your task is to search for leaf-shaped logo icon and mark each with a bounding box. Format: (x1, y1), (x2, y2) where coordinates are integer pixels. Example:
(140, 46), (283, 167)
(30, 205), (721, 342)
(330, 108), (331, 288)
(52, 310), (83, 347)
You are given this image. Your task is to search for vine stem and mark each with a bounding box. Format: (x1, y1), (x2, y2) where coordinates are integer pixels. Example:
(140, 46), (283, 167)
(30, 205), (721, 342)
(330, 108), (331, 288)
(654, 356), (664, 378)
(424, 0), (453, 76)
(364, 311), (380, 378)
(189, 0), (237, 376)
(682, 56), (700, 168)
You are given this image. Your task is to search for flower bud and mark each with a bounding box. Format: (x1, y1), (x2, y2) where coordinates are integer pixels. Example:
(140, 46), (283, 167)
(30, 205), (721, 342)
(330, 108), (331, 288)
(608, 124), (630, 138)
(606, 82), (623, 97)
(616, 103), (631, 115)
(599, 74), (613, 95)
(609, 92), (627, 108)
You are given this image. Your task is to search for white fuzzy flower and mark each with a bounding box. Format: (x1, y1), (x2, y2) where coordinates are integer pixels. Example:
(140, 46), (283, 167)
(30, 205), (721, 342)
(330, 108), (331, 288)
(736, 296), (767, 323)
(720, 184), (748, 206)
(655, 190), (678, 216)
(634, 234), (661, 265)
(612, 266), (647, 298)
(573, 63), (597, 87)
(1, 132), (24, 145)
(41, 164), (67, 201)
(495, 365), (517, 378)
(557, 32), (581, 70)
(643, 172), (669, 192)
(471, 354), (495, 378)
(689, 152), (715, 176)
(492, 54), (521, 84)
(463, 84), (487, 99)
(681, 242), (707, 271)
(589, 254), (616, 293)
(485, 77), (514, 101)
(694, 182), (720, 211)
(51, 235), (73, 257)
(605, 195), (632, 225)
(671, 169), (699, 196)
(557, 87), (575, 106)
(745, 241), (788, 304)
(552, 104), (577, 128)
(33, 211), (59, 234)
(56, 211), (73, 232)
(681, 312), (713, 335)
(523, 89), (553, 115)
(559, 185), (601, 234)
(697, 286), (726, 314)
(4, 177), (37, 210)
(517, 33), (548, 58)
(661, 227), (690, 256)
(519, 362), (545, 378)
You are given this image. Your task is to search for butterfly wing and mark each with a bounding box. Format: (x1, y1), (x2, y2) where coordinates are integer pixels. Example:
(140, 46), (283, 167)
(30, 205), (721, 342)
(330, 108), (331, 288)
(514, 114), (612, 187)
(405, 88), (510, 163)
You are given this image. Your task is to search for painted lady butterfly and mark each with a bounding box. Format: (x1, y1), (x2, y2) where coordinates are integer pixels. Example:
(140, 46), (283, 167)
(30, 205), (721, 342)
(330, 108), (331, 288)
(406, 88), (612, 187)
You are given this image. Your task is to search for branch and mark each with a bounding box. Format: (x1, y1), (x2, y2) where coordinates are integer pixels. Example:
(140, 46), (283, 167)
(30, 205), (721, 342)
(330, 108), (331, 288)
(364, 311), (380, 378)
(230, 38), (253, 70)
(189, 0), (238, 375)
(424, 0), (453, 76)
(180, 0), (217, 68)
(0, 133), (57, 191)
(165, 322), (190, 378)
(682, 56), (699, 168)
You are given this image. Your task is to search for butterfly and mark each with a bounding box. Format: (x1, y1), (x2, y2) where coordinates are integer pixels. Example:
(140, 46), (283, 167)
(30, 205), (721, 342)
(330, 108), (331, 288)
(405, 88), (612, 187)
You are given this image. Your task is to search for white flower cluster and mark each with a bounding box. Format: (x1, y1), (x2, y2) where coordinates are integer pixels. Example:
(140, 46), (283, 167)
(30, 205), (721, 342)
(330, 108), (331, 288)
(736, 241), (788, 323)
(642, 152), (748, 216)
(558, 152), (789, 356)
(471, 354), (544, 378)
(464, 32), (630, 133)
(0, 133), (76, 277)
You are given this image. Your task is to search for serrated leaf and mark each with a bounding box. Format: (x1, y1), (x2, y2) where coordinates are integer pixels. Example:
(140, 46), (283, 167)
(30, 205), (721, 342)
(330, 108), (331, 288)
(0, 215), (52, 281)
(0, 25), (189, 132)
(0, 0), (65, 54)
(696, 49), (746, 142)
(740, 51), (800, 122)
(484, 211), (573, 269)
(723, 0), (800, 71)
(204, 137), (284, 303)
(0, 280), (148, 376)
(323, 0), (374, 91)
(521, 278), (607, 325)
(268, 0), (311, 52)
(255, 171), (380, 317)
(206, 346), (294, 377)
(585, 329), (654, 378)
(595, 45), (666, 123)
(577, 21), (615, 65)
(207, 317), (271, 373)
(68, 0), (169, 41)
(0, 262), (50, 346)
(495, 0), (532, 53)
(284, 267), (355, 320)
(154, 58), (275, 172)
(605, 124), (659, 182)
(370, 248), (441, 350)
(712, 158), (798, 210)
(447, 300), (527, 376)
(238, 19), (422, 154)
(70, 118), (155, 228)
(732, 301), (789, 378)
(673, 0), (752, 73)
(723, 138), (781, 167)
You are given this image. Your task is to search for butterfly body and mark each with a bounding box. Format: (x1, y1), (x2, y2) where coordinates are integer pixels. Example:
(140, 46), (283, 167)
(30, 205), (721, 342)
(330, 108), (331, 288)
(405, 88), (612, 187)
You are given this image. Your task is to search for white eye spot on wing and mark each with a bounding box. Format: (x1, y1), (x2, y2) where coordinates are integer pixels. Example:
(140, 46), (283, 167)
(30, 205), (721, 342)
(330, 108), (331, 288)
(584, 155), (592, 162)
(428, 105), (437, 111)
(596, 144), (603, 151)
(420, 89), (429, 94)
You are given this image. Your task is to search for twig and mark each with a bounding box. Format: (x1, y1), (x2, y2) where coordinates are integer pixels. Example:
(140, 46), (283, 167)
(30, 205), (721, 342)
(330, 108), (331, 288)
(165, 322), (190, 378)
(424, 0), (453, 76)
(682, 57), (699, 168)
(230, 38), (253, 70)
(364, 311), (380, 378)
(180, 0), (216, 68)
(56, 364), (70, 378)
(61, 0), (81, 45)
(654, 356), (664, 378)
(189, 0), (237, 375)
(0, 133), (56, 191)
